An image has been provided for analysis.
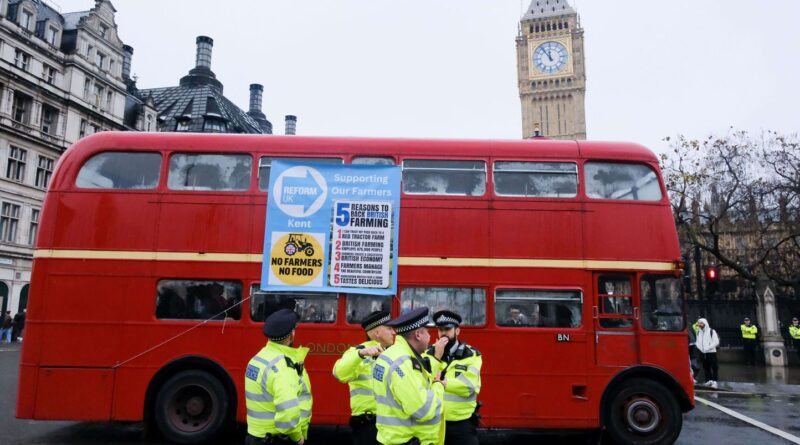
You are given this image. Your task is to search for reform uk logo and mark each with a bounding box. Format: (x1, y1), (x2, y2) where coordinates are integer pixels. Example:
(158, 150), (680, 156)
(272, 166), (328, 217)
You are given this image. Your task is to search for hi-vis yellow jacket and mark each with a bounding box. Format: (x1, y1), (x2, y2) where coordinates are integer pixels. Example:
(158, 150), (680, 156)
(425, 343), (482, 422)
(373, 336), (444, 445)
(789, 325), (800, 340)
(244, 342), (312, 442)
(333, 340), (381, 416)
(740, 324), (758, 340)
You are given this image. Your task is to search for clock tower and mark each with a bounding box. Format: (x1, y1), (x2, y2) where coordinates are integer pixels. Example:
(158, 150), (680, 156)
(517, 0), (586, 140)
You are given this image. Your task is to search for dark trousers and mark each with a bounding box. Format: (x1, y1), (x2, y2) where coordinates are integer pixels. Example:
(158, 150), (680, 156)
(743, 339), (757, 365)
(444, 418), (478, 445)
(350, 415), (379, 445)
(701, 352), (719, 382)
(245, 433), (295, 445)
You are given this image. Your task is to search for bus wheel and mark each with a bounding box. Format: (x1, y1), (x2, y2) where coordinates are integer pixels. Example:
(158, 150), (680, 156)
(154, 370), (229, 444)
(604, 378), (681, 445)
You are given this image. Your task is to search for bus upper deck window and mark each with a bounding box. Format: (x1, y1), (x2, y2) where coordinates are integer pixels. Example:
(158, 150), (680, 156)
(168, 153), (252, 191)
(259, 157), (343, 190)
(250, 285), (338, 323)
(351, 157), (395, 166)
(402, 159), (486, 196)
(584, 162), (662, 201)
(494, 161), (577, 197)
(76, 152), (161, 189)
(399, 287), (486, 326)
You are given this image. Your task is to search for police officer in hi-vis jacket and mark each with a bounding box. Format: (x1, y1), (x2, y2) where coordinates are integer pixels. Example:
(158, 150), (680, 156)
(373, 307), (447, 445)
(425, 310), (482, 445)
(244, 309), (312, 445)
(333, 311), (395, 445)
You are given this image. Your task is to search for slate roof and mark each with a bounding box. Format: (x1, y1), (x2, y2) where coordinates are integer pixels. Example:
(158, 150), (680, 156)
(62, 11), (90, 30)
(138, 83), (265, 134)
(522, 0), (576, 20)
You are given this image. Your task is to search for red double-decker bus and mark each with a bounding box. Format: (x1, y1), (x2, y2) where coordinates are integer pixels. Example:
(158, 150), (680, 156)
(17, 132), (693, 444)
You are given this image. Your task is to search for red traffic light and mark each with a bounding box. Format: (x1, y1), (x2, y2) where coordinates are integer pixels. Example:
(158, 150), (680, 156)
(705, 266), (718, 281)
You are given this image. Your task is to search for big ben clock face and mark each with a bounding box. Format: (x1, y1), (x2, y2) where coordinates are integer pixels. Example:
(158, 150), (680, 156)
(533, 41), (569, 74)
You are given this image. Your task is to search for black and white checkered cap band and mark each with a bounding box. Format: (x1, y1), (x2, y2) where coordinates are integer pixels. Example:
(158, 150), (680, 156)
(436, 315), (460, 326)
(395, 315), (431, 334)
(364, 315), (391, 331)
(269, 333), (292, 342)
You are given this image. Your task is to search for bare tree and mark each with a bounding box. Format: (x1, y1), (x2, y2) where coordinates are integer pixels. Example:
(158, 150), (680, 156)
(661, 129), (800, 295)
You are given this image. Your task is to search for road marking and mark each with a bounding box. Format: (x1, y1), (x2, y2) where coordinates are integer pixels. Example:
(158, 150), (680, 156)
(696, 396), (800, 444)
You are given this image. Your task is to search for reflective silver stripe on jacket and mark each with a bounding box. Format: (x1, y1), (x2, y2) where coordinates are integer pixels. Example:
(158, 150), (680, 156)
(275, 399), (299, 411)
(275, 417), (300, 429)
(377, 411), (442, 427)
(247, 408), (276, 419)
(444, 393), (477, 403)
(410, 390), (435, 421)
(245, 390), (273, 404)
(350, 388), (373, 397)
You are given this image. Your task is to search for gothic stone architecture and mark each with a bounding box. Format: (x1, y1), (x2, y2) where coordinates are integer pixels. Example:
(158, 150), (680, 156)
(517, 0), (586, 140)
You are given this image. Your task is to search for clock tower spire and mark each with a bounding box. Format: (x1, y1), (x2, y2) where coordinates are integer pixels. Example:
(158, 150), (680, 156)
(517, 0), (586, 140)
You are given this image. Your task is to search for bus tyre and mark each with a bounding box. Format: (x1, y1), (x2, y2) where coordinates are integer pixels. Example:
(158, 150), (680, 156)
(154, 370), (229, 444)
(604, 378), (681, 445)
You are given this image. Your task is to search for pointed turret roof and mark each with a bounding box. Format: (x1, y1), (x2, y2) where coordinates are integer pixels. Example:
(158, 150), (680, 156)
(522, 0), (575, 20)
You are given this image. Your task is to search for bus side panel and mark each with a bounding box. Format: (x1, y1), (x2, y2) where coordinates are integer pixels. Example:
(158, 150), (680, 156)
(16, 364), (38, 418)
(400, 201), (489, 258)
(111, 368), (150, 421)
(490, 202), (583, 259)
(583, 203), (680, 261)
(34, 368), (114, 420)
(157, 195), (253, 253)
(51, 192), (159, 251)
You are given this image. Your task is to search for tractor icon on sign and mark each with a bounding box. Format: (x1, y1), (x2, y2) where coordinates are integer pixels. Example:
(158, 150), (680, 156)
(284, 234), (315, 257)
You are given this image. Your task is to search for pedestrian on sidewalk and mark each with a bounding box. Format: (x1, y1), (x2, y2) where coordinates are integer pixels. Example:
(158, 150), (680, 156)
(13, 309), (25, 341)
(0, 311), (13, 343)
(790, 317), (800, 362)
(740, 317), (758, 365)
(695, 318), (720, 389)
(688, 325), (699, 383)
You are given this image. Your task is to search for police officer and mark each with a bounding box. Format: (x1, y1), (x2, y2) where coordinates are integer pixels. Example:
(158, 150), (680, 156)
(333, 311), (395, 445)
(426, 310), (482, 445)
(740, 317), (758, 365)
(244, 309), (312, 445)
(374, 307), (445, 445)
(789, 317), (800, 361)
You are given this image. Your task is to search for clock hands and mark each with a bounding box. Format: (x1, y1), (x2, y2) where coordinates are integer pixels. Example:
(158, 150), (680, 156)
(544, 48), (554, 62)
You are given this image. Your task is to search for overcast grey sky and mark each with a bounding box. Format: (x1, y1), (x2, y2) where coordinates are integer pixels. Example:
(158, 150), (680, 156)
(55, 0), (800, 153)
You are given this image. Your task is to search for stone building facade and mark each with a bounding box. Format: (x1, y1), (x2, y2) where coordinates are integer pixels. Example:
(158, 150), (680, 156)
(0, 0), (148, 315)
(516, 0), (586, 140)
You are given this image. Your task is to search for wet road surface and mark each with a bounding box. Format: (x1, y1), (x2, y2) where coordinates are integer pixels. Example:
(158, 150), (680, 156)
(4, 344), (800, 444)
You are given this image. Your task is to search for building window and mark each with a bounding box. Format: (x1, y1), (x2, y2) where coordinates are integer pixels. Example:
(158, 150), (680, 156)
(14, 49), (30, 71)
(202, 118), (227, 133)
(28, 209), (39, 245)
(35, 155), (54, 189)
(83, 78), (91, 100)
(108, 59), (115, 75)
(6, 146), (27, 182)
(79, 119), (87, 138)
(20, 9), (33, 30)
(45, 26), (58, 46)
(86, 44), (93, 58)
(175, 118), (191, 132)
(40, 105), (59, 135)
(99, 24), (108, 38)
(12, 93), (32, 124)
(0, 203), (20, 243)
(43, 64), (57, 84)
(95, 51), (106, 68)
(93, 84), (104, 107)
(106, 91), (113, 110)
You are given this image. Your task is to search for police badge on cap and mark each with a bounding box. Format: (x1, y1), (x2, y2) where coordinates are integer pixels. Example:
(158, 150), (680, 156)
(386, 307), (430, 334)
(263, 308), (299, 341)
(432, 310), (462, 328)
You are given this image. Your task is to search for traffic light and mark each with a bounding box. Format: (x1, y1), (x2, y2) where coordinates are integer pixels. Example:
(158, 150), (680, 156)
(704, 266), (719, 297)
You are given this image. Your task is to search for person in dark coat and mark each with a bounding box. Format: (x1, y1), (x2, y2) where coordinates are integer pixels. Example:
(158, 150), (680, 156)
(12, 309), (25, 341)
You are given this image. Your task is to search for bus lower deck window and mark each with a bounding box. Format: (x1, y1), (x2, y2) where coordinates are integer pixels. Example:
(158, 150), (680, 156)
(250, 285), (338, 323)
(399, 287), (486, 326)
(495, 289), (582, 328)
(156, 280), (242, 320)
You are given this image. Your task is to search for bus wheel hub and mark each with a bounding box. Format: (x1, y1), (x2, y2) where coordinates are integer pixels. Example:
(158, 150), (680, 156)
(186, 396), (205, 417)
(626, 398), (660, 433)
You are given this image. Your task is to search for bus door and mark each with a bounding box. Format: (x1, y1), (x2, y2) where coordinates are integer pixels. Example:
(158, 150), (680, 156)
(593, 273), (639, 366)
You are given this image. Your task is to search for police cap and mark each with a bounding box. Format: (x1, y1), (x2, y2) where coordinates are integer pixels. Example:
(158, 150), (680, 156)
(263, 308), (299, 341)
(386, 307), (430, 334)
(432, 310), (462, 328)
(361, 310), (391, 331)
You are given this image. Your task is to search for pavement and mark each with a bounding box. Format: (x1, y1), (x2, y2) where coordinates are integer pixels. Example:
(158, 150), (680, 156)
(3, 342), (800, 444)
